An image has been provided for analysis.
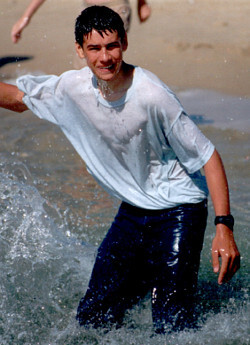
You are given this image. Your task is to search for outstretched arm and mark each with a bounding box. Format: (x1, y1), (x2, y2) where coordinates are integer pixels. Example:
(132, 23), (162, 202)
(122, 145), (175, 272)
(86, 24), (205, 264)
(0, 82), (28, 112)
(11, 0), (46, 43)
(203, 149), (240, 284)
(137, 0), (151, 23)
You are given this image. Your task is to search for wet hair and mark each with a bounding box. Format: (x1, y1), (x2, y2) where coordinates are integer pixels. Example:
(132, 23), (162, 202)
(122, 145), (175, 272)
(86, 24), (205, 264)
(75, 6), (126, 47)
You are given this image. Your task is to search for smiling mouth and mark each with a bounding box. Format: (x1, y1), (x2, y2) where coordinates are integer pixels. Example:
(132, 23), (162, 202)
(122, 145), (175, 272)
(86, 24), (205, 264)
(99, 65), (114, 70)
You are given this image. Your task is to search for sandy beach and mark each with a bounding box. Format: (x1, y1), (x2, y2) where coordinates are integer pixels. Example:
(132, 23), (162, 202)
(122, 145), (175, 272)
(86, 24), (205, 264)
(0, 0), (249, 97)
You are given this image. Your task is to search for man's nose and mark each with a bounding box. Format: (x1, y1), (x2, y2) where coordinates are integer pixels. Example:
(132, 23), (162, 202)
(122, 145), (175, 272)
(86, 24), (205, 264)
(100, 48), (110, 62)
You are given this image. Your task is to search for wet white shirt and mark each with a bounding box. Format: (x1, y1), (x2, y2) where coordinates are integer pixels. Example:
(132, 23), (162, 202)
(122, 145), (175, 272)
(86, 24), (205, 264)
(17, 66), (214, 209)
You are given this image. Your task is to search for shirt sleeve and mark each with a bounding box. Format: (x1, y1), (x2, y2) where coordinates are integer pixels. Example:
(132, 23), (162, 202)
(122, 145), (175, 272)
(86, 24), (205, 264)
(17, 74), (63, 125)
(167, 112), (215, 174)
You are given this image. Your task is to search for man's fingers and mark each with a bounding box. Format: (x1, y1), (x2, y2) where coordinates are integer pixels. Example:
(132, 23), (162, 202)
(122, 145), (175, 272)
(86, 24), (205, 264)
(218, 252), (240, 284)
(212, 249), (220, 273)
(218, 254), (230, 284)
(211, 231), (240, 285)
(228, 253), (241, 278)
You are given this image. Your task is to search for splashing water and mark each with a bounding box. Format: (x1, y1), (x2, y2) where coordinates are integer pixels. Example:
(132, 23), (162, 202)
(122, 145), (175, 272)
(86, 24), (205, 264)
(0, 158), (96, 344)
(0, 105), (249, 345)
(0, 156), (249, 345)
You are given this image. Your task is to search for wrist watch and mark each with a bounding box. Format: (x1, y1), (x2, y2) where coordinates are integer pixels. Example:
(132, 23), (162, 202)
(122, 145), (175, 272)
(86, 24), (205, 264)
(214, 214), (234, 231)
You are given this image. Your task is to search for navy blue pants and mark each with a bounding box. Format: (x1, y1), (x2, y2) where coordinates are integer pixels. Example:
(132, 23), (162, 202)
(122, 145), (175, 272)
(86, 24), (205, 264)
(76, 200), (207, 333)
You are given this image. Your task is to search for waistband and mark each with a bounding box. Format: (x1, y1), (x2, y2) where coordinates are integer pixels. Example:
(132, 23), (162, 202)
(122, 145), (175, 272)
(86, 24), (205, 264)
(120, 200), (208, 217)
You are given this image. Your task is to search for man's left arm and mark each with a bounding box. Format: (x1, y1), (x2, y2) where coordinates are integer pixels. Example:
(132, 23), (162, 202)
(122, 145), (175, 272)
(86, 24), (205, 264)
(203, 149), (240, 284)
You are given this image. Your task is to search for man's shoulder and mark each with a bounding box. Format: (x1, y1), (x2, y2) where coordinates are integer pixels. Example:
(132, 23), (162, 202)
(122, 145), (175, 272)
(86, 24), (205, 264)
(56, 67), (93, 95)
(135, 67), (180, 105)
(60, 67), (92, 82)
(135, 66), (163, 86)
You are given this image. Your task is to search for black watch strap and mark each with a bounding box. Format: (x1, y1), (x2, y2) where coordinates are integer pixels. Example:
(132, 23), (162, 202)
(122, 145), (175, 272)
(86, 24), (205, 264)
(214, 214), (234, 231)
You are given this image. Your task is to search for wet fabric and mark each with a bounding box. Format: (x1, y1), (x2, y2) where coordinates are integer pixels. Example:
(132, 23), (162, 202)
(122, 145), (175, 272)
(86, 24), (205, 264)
(17, 67), (214, 210)
(76, 200), (208, 332)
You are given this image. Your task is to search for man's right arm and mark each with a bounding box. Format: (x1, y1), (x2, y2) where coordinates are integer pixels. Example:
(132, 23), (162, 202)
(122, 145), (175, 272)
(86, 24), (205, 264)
(0, 82), (28, 113)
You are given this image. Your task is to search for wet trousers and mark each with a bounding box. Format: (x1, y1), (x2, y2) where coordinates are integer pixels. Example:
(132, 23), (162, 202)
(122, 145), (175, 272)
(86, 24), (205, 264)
(76, 200), (207, 333)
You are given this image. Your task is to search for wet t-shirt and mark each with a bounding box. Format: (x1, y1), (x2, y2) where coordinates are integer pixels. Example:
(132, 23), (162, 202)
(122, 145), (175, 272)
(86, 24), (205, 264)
(17, 66), (214, 209)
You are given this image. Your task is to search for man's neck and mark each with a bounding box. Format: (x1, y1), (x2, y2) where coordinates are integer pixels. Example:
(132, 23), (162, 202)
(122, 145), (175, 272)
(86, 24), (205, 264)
(97, 63), (134, 102)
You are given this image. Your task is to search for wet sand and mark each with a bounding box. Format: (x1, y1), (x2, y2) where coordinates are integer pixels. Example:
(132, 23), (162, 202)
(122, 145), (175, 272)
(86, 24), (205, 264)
(0, 0), (249, 97)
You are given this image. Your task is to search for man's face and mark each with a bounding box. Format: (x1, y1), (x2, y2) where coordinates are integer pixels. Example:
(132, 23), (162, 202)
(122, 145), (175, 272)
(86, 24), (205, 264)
(76, 29), (127, 82)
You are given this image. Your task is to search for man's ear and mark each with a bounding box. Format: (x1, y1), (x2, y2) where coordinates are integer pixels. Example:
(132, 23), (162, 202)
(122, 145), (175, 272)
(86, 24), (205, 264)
(122, 33), (128, 52)
(75, 42), (85, 59)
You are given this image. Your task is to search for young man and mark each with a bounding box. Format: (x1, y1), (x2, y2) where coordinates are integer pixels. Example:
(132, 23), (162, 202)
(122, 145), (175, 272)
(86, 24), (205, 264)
(1, 6), (240, 333)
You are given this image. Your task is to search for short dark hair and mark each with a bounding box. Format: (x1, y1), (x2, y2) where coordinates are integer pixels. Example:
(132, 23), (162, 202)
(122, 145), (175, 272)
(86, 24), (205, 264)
(75, 6), (126, 47)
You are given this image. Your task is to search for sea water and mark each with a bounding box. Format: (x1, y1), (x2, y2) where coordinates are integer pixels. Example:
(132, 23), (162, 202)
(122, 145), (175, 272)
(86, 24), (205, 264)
(0, 88), (249, 344)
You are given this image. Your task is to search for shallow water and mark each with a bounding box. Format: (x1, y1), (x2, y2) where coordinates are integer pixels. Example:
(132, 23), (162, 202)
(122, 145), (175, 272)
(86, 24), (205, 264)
(0, 85), (249, 344)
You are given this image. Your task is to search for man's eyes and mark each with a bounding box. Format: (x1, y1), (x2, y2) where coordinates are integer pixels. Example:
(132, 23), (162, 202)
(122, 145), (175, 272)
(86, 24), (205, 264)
(107, 43), (120, 49)
(88, 44), (120, 51)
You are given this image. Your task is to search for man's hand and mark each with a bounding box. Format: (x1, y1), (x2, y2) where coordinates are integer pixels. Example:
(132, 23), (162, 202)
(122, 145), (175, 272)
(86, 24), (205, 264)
(212, 224), (240, 284)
